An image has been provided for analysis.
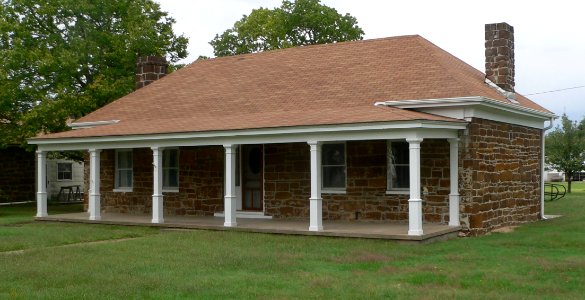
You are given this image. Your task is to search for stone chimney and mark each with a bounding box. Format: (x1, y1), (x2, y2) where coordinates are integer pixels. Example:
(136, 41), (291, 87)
(485, 23), (515, 92)
(135, 56), (168, 90)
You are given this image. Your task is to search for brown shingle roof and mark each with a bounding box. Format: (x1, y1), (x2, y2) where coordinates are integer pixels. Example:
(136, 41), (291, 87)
(37, 35), (549, 139)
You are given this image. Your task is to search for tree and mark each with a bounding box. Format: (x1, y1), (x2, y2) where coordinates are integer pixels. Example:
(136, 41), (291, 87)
(545, 114), (585, 193)
(0, 0), (188, 148)
(210, 0), (364, 57)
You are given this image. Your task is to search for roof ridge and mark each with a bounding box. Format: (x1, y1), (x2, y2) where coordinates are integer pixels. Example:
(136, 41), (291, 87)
(185, 35), (422, 67)
(414, 36), (479, 97)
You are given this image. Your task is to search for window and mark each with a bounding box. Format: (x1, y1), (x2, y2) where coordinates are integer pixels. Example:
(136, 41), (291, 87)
(387, 141), (409, 190)
(322, 143), (346, 190)
(163, 148), (179, 189)
(115, 149), (133, 190)
(57, 163), (72, 180)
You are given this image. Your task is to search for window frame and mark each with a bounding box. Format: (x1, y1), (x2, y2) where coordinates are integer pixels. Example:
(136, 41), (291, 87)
(386, 140), (410, 194)
(57, 162), (73, 181)
(114, 149), (133, 192)
(162, 148), (179, 192)
(321, 142), (347, 193)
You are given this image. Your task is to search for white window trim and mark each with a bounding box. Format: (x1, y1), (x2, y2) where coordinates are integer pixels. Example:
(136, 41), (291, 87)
(163, 148), (179, 190)
(321, 142), (347, 193)
(57, 162), (73, 181)
(387, 140), (410, 193)
(114, 149), (133, 192)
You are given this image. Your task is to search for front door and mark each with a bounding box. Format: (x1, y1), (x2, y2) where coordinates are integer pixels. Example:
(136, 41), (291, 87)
(242, 144), (263, 211)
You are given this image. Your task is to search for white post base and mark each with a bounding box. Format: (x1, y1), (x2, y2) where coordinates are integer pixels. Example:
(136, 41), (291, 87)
(89, 193), (101, 221)
(448, 193), (460, 226)
(224, 195), (237, 227)
(309, 198), (323, 231)
(152, 194), (164, 224)
(408, 198), (423, 236)
(36, 192), (48, 217)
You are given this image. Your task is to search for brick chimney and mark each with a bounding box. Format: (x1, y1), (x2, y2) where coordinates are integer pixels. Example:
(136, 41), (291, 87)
(485, 23), (515, 92)
(135, 56), (168, 90)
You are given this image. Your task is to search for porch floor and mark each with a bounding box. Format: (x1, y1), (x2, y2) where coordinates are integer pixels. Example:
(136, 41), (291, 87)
(36, 212), (461, 242)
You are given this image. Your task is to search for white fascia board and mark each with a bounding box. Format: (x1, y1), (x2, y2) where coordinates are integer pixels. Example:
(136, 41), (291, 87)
(69, 120), (120, 129)
(30, 120), (467, 151)
(376, 96), (556, 120)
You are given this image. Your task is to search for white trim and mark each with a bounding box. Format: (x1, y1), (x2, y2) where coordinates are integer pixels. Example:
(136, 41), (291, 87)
(322, 189), (347, 194)
(385, 190), (409, 195)
(162, 188), (179, 193)
(29, 121), (466, 151)
(69, 120), (120, 129)
(113, 188), (133, 193)
(375, 96), (555, 120)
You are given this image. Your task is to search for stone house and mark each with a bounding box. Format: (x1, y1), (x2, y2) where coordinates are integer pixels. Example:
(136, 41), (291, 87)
(0, 146), (84, 203)
(0, 146), (35, 203)
(29, 23), (554, 236)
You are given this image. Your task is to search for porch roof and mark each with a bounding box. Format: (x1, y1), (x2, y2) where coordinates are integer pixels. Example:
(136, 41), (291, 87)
(31, 35), (548, 142)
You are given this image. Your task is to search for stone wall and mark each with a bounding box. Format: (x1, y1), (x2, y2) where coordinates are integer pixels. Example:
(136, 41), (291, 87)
(0, 147), (35, 203)
(86, 146), (224, 216)
(459, 118), (542, 235)
(264, 140), (450, 223)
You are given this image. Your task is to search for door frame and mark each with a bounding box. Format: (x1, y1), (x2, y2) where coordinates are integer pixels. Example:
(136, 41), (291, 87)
(241, 144), (264, 211)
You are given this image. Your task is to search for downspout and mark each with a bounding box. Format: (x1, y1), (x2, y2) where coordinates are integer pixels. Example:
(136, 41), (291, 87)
(541, 117), (554, 219)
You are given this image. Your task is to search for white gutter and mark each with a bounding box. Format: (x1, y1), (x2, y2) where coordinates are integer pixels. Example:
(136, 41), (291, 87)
(541, 117), (555, 220)
(69, 120), (119, 129)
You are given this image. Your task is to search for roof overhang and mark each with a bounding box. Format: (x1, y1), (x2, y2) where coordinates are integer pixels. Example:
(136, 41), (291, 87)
(375, 96), (556, 129)
(29, 120), (467, 151)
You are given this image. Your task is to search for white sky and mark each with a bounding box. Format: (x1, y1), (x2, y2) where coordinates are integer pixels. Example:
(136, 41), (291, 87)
(156, 0), (585, 121)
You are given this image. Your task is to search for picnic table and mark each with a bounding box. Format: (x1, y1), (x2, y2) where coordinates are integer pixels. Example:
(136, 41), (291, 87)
(57, 185), (82, 202)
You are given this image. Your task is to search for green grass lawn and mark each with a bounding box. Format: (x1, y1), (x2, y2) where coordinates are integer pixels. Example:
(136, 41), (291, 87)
(1, 186), (584, 299)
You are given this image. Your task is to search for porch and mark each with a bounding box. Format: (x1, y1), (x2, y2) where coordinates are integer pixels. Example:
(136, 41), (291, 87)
(32, 122), (468, 237)
(36, 212), (461, 242)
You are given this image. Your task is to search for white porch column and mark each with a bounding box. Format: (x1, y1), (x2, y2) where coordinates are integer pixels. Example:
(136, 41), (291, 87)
(88, 149), (102, 220)
(151, 147), (164, 224)
(223, 144), (237, 227)
(407, 138), (423, 236)
(308, 141), (323, 231)
(36, 150), (48, 217)
(448, 138), (460, 226)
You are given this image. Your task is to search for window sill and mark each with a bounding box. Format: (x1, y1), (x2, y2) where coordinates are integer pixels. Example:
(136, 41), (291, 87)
(322, 189), (346, 195)
(163, 188), (179, 193)
(386, 190), (409, 195)
(113, 188), (133, 193)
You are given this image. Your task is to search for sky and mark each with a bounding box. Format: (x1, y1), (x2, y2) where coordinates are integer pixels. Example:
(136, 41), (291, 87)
(156, 0), (585, 122)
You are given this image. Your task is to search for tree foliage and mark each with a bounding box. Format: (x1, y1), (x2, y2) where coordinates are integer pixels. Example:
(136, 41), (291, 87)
(210, 0), (364, 57)
(0, 0), (188, 147)
(545, 114), (585, 193)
